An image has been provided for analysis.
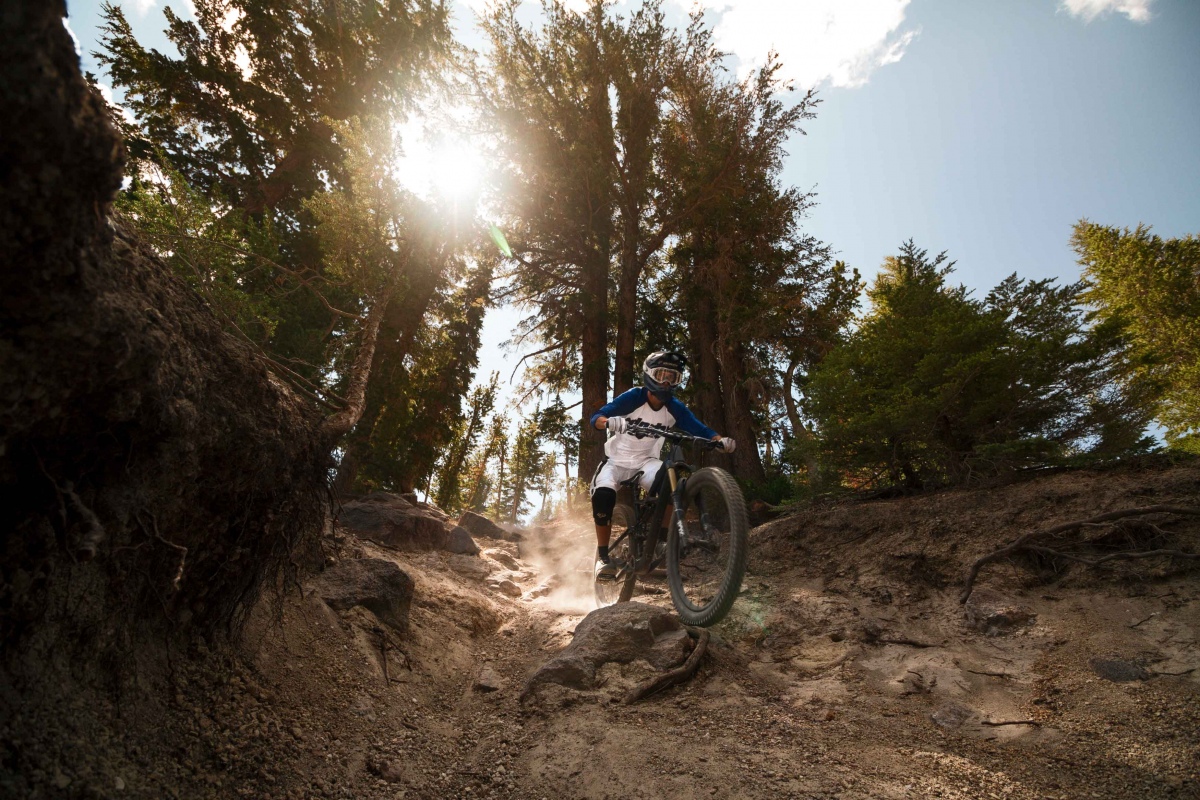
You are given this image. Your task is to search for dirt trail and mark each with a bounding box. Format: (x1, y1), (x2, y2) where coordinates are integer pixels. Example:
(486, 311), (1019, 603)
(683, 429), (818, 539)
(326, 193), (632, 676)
(214, 460), (1195, 800)
(12, 461), (1197, 799)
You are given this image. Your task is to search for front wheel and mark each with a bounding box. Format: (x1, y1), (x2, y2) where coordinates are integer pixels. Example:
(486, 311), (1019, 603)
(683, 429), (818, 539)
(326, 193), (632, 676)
(666, 467), (749, 627)
(594, 503), (636, 607)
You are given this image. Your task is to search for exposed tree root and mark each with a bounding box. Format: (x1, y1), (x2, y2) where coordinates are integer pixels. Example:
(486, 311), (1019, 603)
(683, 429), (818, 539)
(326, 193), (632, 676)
(960, 505), (1200, 603)
(624, 627), (709, 704)
(879, 636), (937, 649)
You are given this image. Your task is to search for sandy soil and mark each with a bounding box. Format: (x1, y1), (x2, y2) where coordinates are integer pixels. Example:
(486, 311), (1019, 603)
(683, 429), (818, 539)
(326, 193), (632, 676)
(6, 459), (1198, 799)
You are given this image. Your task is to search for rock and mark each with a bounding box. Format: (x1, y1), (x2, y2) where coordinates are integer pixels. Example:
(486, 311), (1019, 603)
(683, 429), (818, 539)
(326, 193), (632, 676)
(523, 603), (694, 698)
(963, 590), (1035, 635)
(525, 583), (553, 600)
(368, 758), (407, 783)
(399, 492), (419, 505)
(483, 547), (521, 571)
(931, 702), (973, 730)
(748, 499), (780, 526)
(446, 526), (480, 555)
(448, 554), (495, 580)
(859, 619), (885, 643)
(488, 578), (523, 598)
(457, 510), (509, 540)
(419, 503), (450, 522)
(1089, 657), (1150, 683)
(474, 667), (505, 692)
(340, 492), (450, 551)
(310, 558), (414, 632)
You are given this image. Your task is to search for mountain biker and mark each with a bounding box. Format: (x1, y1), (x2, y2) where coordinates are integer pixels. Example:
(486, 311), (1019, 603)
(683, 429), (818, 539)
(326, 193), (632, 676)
(589, 350), (736, 581)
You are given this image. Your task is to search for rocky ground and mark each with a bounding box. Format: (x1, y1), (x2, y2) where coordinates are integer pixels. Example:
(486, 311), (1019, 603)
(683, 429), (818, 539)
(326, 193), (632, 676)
(4, 459), (1199, 799)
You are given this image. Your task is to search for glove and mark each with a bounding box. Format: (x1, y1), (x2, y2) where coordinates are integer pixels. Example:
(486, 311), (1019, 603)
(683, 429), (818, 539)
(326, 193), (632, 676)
(719, 436), (736, 453)
(606, 416), (628, 435)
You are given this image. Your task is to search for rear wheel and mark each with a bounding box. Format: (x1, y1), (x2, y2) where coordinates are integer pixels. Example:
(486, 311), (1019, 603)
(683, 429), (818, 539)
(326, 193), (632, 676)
(594, 503), (636, 607)
(666, 467), (749, 627)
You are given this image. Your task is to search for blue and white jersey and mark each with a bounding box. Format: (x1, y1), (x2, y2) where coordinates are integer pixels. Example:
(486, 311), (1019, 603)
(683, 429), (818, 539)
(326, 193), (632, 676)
(589, 388), (717, 468)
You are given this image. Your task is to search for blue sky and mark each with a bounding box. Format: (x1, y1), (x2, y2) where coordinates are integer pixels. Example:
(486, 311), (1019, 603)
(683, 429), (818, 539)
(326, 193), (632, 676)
(67, 0), (1200, 412)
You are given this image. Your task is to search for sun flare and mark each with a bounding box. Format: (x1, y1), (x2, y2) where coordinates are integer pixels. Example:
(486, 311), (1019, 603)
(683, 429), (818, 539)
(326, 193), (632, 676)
(394, 120), (486, 206)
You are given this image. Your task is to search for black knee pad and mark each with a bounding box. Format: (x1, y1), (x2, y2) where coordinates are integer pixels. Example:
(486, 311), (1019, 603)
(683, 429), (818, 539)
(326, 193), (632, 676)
(592, 487), (617, 525)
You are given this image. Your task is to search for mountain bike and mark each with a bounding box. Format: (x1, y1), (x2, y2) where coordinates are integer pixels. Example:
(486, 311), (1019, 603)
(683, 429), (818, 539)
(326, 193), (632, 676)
(593, 421), (749, 627)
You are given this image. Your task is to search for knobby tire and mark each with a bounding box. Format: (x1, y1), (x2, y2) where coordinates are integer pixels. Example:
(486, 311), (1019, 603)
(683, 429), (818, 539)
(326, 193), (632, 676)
(666, 467), (748, 627)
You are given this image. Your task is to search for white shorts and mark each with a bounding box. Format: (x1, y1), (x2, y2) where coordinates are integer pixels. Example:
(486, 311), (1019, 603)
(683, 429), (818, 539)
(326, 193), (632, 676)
(591, 458), (662, 496)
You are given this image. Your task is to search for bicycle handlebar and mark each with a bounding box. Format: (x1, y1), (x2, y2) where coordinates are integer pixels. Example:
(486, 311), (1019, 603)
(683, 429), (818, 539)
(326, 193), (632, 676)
(624, 419), (726, 450)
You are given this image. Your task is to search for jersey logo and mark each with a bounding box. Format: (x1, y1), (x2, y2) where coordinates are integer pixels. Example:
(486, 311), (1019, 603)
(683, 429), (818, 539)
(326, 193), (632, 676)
(627, 418), (671, 439)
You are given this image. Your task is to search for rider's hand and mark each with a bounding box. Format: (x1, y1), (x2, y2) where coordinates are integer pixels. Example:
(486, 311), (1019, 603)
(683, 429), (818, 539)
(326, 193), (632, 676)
(606, 416), (628, 435)
(718, 436), (736, 453)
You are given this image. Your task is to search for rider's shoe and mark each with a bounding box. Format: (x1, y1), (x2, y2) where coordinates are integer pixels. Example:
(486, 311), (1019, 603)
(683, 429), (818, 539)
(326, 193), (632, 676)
(595, 556), (625, 582)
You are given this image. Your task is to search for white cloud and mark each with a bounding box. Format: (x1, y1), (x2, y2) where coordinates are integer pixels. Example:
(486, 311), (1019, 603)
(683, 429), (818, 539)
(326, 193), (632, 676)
(699, 0), (917, 89)
(130, 0), (159, 15)
(1060, 0), (1154, 23)
(62, 17), (82, 55)
(460, 0), (916, 90)
(95, 82), (139, 125)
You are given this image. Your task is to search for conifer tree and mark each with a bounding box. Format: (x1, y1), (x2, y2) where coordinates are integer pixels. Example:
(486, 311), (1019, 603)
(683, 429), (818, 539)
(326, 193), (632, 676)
(1073, 222), (1200, 451)
(807, 242), (1155, 487)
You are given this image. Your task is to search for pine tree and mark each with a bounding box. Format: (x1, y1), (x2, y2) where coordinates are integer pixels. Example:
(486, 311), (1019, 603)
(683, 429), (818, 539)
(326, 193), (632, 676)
(807, 242), (1155, 488)
(433, 374), (499, 511)
(1074, 222), (1200, 451)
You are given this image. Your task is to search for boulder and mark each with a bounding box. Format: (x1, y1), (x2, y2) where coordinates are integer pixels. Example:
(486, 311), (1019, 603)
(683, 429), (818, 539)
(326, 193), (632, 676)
(482, 547), (521, 571)
(448, 554), (495, 581)
(340, 492), (449, 551)
(310, 558), (414, 632)
(931, 702), (973, 730)
(446, 526), (480, 555)
(1089, 657), (1150, 683)
(457, 510), (509, 541)
(523, 603), (693, 698)
(488, 578), (523, 598)
(474, 666), (506, 693)
(963, 589), (1035, 635)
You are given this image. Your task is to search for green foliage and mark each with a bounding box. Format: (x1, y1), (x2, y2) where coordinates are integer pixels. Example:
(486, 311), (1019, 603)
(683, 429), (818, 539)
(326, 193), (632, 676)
(1074, 222), (1200, 451)
(353, 263), (492, 493)
(98, 0), (458, 381)
(807, 242), (1155, 488)
(115, 162), (282, 342)
(497, 415), (548, 523)
(432, 374), (499, 512)
(97, 0), (452, 215)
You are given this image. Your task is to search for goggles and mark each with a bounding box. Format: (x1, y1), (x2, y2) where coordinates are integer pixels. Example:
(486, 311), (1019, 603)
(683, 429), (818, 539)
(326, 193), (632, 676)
(648, 367), (683, 387)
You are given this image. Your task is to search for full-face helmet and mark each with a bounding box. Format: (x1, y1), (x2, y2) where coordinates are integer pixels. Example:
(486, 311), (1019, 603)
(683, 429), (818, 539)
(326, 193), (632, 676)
(642, 351), (687, 399)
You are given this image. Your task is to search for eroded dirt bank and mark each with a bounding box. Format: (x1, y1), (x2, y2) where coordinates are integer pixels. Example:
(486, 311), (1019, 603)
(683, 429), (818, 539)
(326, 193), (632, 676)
(6, 459), (1197, 799)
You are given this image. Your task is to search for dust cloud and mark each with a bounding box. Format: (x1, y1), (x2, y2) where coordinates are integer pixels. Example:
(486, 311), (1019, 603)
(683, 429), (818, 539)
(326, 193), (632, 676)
(516, 506), (600, 615)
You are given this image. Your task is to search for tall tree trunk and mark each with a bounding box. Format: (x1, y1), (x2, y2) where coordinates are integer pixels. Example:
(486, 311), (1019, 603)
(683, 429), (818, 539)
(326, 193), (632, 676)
(333, 274), (439, 495)
(434, 398), (485, 510)
(495, 449), (506, 520)
(686, 288), (728, 436)
(613, 225), (641, 393)
(319, 284), (393, 442)
(718, 339), (767, 483)
(562, 453), (572, 509)
(782, 357), (820, 484)
(579, 254), (610, 483)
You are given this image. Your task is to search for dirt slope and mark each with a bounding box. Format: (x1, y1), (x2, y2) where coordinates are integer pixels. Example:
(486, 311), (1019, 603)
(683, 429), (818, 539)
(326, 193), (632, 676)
(7, 458), (1198, 799)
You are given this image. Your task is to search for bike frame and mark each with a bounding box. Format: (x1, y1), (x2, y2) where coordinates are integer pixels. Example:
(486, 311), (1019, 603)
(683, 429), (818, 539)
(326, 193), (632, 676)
(609, 423), (721, 577)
